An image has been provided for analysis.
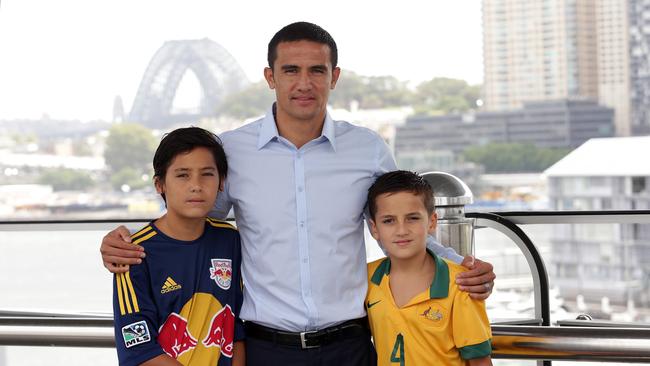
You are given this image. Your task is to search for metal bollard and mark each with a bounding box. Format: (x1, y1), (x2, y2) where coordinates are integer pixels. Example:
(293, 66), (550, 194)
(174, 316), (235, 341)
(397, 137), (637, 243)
(420, 171), (474, 257)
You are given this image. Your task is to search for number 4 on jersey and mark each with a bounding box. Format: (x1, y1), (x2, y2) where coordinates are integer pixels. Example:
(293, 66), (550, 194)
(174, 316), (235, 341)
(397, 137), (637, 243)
(390, 333), (405, 366)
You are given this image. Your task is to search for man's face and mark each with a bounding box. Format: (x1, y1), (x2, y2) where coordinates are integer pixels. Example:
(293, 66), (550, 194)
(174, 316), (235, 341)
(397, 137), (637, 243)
(155, 147), (221, 221)
(264, 40), (340, 125)
(369, 191), (437, 262)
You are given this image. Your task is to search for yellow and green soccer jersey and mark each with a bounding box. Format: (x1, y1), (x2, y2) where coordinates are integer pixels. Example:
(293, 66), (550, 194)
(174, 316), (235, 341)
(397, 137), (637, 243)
(366, 250), (492, 366)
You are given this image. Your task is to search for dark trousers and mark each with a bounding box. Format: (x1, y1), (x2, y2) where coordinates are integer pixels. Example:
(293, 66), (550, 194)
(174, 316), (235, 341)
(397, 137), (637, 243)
(245, 327), (377, 366)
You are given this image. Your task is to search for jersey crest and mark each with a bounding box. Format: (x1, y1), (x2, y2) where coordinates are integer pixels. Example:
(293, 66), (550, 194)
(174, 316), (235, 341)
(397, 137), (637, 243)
(420, 306), (443, 322)
(209, 258), (232, 290)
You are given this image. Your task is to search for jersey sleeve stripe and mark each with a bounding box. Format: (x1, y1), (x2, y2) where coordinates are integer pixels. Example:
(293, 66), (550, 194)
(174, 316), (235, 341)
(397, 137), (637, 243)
(459, 339), (492, 360)
(115, 274), (126, 316)
(119, 274), (133, 314)
(124, 272), (140, 312)
(131, 226), (153, 240)
(132, 231), (157, 245)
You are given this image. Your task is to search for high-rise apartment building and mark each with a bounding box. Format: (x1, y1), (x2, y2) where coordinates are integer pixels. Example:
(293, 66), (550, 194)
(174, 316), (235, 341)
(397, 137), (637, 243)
(596, 0), (631, 136)
(629, 0), (650, 134)
(483, 0), (646, 137)
(483, 0), (598, 111)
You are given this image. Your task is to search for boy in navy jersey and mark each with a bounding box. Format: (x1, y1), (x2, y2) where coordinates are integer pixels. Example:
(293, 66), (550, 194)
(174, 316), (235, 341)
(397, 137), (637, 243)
(112, 127), (244, 366)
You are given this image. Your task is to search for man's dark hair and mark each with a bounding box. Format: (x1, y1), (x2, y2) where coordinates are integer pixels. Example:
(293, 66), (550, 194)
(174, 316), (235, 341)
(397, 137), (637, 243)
(267, 21), (338, 69)
(367, 170), (435, 219)
(153, 127), (227, 202)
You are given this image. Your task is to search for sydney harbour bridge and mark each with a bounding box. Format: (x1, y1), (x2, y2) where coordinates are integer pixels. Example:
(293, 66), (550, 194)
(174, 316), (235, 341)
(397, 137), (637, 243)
(128, 38), (249, 128)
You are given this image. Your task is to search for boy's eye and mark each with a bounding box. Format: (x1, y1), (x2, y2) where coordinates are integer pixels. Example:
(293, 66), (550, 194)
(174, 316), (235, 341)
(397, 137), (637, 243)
(176, 173), (188, 178)
(202, 172), (215, 176)
(381, 218), (394, 224)
(407, 216), (420, 221)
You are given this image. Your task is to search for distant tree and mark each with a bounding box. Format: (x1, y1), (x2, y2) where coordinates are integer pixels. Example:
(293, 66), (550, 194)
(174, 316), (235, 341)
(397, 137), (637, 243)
(104, 123), (156, 174)
(462, 143), (570, 173)
(412, 77), (481, 115)
(38, 169), (94, 191)
(216, 80), (275, 119)
(110, 167), (150, 191)
(330, 71), (412, 109)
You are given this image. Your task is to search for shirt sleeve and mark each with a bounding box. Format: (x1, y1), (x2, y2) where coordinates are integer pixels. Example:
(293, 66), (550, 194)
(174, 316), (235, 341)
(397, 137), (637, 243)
(374, 133), (398, 177)
(210, 178), (233, 219)
(451, 287), (492, 360)
(363, 133), (398, 247)
(232, 232), (245, 342)
(113, 261), (165, 366)
(427, 235), (463, 264)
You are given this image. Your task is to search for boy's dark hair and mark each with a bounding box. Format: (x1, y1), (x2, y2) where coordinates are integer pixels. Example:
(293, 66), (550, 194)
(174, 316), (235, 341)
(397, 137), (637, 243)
(153, 127), (227, 202)
(368, 170), (435, 219)
(267, 21), (338, 69)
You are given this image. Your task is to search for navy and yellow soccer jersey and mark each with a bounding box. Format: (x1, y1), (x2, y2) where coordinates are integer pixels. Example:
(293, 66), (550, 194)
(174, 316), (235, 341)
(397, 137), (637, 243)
(113, 218), (244, 366)
(366, 250), (492, 366)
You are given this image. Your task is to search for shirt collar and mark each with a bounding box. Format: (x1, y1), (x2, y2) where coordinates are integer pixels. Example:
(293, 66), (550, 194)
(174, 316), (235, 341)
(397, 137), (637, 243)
(370, 249), (450, 299)
(256, 103), (337, 151)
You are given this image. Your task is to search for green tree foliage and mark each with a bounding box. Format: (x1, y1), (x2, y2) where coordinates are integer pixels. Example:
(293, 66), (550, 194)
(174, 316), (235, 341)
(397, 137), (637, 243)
(216, 80), (275, 119)
(412, 78), (480, 115)
(215, 73), (481, 117)
(104, 123), (156, 174)
(110, 167), (150, 191)
(329, 71), (411, 109)
(462, 143), (570, 173)
(38, 169), (94, 191)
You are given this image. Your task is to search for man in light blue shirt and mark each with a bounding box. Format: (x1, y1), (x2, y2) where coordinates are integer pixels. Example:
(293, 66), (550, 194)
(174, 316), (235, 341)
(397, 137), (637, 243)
(101, 22), (495, 366)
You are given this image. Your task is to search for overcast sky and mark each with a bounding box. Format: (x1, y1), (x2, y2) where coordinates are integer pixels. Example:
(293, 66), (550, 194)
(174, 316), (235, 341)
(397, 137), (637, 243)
(0, 0), (483, 121)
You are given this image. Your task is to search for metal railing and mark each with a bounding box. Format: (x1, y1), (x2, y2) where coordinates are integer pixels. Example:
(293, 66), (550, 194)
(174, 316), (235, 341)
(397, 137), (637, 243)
(2, 211), (650, 363)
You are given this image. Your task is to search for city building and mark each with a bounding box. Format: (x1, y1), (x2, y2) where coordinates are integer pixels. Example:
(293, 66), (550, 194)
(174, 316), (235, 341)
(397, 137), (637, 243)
(545, 136), (650, 305)
(483, 0), (650, 137)
(628, 0), (650, 135)
(394, 99), (614, 156)
(482, 0), (598, 111)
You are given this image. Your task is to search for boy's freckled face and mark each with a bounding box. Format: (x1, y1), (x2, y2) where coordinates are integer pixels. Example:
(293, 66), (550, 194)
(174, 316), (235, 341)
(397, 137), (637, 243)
(370, 191), (437, 261)
(155, 147), (220, 220)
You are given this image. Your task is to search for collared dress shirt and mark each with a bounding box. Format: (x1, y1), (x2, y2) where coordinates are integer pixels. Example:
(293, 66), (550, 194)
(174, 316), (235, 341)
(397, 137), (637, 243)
(211, 106), (462, 332)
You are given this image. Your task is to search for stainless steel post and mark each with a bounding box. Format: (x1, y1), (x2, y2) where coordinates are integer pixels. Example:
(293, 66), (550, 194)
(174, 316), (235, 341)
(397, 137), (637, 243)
(421, 171), (474, 256)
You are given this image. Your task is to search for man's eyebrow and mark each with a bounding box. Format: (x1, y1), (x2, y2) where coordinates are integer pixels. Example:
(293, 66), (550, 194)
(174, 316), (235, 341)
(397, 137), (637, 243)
(281, 64), (299, 71)
(310, 65), (328, 71)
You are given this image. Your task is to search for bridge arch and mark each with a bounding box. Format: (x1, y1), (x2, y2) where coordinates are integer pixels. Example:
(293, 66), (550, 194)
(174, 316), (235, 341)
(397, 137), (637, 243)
(129, 38), (249, 128)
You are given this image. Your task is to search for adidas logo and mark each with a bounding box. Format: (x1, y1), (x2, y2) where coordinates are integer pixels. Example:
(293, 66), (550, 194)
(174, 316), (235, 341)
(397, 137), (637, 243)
(160, 277), (182, 294)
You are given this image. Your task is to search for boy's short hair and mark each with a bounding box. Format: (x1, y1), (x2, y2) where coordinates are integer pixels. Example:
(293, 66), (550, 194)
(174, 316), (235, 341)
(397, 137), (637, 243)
(267, 21), (338, 69)
(368, 170), (435, 219)
(153, 127), (227, 202)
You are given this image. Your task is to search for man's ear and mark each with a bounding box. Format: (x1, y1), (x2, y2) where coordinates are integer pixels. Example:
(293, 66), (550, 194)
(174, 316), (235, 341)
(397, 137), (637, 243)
(428, 212), (438, 235)
(264, 67), (275, 89)
(330, 67), (341, 89)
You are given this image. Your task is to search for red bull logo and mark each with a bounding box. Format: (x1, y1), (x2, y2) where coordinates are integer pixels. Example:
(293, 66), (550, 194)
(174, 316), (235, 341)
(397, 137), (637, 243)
(202, 305), (235, 357)
(157, 293), (235, 364)
(209, 258), (232, 290)
(158, 313), (198, 358)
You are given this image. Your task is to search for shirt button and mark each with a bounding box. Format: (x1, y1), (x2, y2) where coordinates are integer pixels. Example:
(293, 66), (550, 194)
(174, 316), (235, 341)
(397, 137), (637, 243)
(298, 186), (304, 192)
(302, 258), (308, 263)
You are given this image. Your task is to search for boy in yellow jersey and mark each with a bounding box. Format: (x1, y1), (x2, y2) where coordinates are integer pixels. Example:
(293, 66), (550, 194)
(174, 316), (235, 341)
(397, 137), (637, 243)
(365, 170), (492, 366)
(112, 127), (244, 366)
